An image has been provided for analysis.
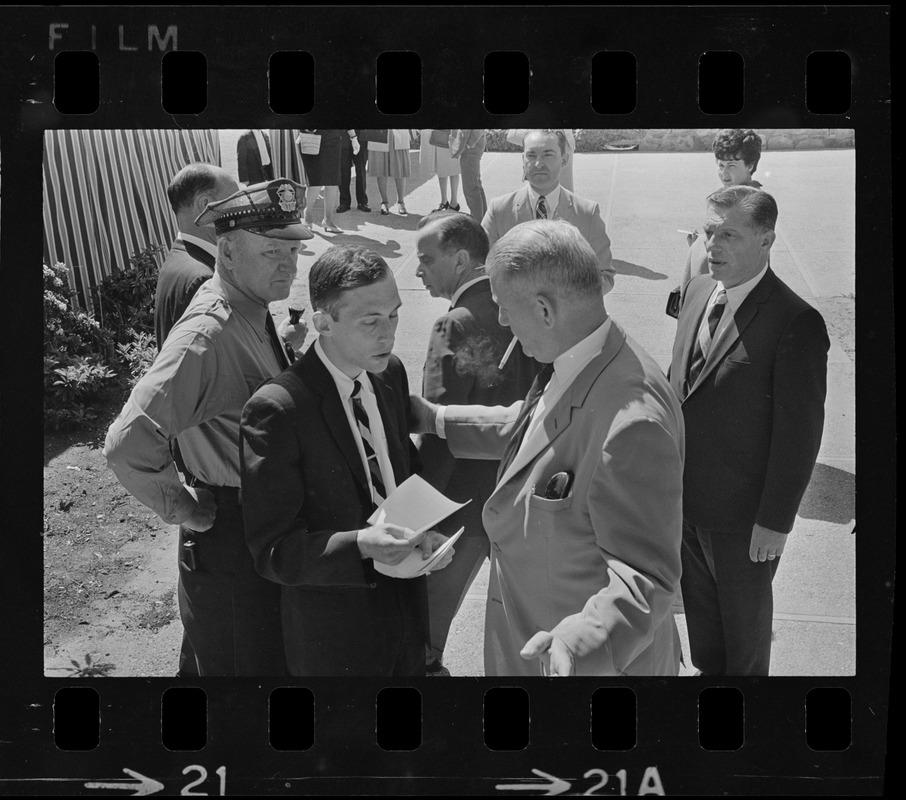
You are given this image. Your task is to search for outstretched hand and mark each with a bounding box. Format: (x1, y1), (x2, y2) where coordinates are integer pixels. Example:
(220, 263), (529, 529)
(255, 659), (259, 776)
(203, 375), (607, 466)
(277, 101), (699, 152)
(520, 630), (576, 676)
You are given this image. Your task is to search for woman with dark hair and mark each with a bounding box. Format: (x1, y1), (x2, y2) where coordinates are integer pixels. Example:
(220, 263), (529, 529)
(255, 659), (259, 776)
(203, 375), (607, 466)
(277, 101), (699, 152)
(680, 129), (765, 285)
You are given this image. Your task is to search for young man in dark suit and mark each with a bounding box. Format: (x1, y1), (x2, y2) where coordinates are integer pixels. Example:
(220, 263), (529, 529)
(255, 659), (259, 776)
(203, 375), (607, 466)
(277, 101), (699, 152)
(414, 212), (540, 675)
(240, 246), (453, 676)
(669, 185), (830, 676)
(236, 129), (275, 185)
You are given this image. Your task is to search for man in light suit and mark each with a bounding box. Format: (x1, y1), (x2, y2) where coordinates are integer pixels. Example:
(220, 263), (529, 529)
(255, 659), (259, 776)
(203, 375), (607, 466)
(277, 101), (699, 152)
(482, 129), (615, 294)
(669, 186), (829, 676)
(414, 211), (540, 675)
(241, 246), (452, 676)
(410, 220), (684, 676)
(154, 163), (239, 349)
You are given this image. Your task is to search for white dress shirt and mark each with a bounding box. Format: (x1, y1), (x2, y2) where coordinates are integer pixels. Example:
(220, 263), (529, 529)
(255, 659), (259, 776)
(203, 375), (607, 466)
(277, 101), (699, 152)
(314, 339), (397, 498)
(519, 317), (612, 454)
(176, 232), (218, 260)
(704, 263), (770, 347)
(526, 184), (561, 218)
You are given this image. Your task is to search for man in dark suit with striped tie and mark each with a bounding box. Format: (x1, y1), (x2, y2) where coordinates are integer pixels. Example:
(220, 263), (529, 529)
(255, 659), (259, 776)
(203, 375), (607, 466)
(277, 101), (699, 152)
(669, 186), (830, 676)
(240, 245), (453, 676)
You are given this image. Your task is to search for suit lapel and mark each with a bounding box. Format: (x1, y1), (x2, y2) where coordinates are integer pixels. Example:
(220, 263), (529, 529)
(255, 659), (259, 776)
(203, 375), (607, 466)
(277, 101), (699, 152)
(513, 186), (534, 224)
(687, 269), (777, 396)
(497, 321), (626, 487)
(553, 188), (575, 222)
(300, 348), (372, 500)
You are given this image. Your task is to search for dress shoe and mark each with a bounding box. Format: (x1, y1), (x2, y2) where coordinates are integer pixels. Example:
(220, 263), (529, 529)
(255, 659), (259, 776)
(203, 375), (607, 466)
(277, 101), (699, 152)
(449, 203), (461, 212)
(335, 205), (351, 213)
(380, 202), (390, 215)
(397, 202), (408, 216)
(434, 201), (450, 212)
(357, 203), (371, 212)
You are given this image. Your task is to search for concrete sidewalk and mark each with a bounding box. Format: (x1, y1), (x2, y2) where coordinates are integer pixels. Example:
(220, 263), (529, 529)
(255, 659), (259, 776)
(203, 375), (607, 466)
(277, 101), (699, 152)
(241, 141), (856, 678)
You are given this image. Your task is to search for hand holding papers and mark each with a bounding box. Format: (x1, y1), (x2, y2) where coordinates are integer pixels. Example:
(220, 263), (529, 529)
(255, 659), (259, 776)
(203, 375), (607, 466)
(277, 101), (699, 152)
(367, 475), (469, 578)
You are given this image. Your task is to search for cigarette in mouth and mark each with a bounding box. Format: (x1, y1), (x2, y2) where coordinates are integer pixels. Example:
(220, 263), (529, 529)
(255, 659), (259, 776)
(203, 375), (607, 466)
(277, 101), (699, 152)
(498, 337), (517, 370)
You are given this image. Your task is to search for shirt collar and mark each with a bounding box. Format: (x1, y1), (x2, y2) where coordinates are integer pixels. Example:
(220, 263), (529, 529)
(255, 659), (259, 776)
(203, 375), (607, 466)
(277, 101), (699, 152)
(449, 273), (488, 308)
(314, 338), (368, 400)
(526, 183), (561, 213)
(718, 263), (769, 314)
(552, 317), (612, 386)
(209, 271), (268, 326)
(177, 232), (218, 259)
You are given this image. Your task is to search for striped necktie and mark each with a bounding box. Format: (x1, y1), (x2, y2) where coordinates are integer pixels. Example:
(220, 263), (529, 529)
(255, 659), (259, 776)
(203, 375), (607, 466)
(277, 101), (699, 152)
(497, 362), (555, 480)
(687, 289), (728, 387)
(352, 379), (387, 508)
(536, 195), (548, 219)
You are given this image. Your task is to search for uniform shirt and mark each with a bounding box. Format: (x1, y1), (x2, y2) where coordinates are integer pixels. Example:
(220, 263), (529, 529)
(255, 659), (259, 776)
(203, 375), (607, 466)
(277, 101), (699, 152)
(104, 272), (287, 524)
(313, 338), (397, 499)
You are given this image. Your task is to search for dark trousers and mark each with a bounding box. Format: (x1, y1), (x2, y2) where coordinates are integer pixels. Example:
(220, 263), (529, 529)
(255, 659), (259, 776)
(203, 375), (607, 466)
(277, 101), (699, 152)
(177, 489), (286, 676)
(426, 533), (490, 670)
(680, 520), (780, 676)
(339, 138), (369, 207)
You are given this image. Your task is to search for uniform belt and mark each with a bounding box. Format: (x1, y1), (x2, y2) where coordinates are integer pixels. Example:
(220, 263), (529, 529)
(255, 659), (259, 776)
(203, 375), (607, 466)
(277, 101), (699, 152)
(188, 478), (242, 507)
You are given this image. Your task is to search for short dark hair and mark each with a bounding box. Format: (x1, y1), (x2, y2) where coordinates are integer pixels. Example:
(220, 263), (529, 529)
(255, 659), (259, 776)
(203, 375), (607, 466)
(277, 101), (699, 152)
(417, 211), (490, 263)
(524, 129), (568, 157)
(309, 245), (390, 318)
(487, 219), (602, 300)
(712, 129), (763, 172)
(167, 163), (222, 214)
(707, 185), (778, 232)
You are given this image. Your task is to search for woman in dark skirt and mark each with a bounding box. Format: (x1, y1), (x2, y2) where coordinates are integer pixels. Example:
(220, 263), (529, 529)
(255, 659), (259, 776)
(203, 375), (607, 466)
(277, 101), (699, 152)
(299, 129), (356, 234)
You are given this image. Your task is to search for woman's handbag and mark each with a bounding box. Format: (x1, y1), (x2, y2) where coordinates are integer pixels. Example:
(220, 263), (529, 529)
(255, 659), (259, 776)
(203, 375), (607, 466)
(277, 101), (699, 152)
(296, 131), (321, 155)
(429, 129), (451, 148)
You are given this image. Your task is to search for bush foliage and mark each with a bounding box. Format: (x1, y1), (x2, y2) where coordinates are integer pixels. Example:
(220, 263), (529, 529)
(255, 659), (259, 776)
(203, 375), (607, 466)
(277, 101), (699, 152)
(44, 245), (162, 430)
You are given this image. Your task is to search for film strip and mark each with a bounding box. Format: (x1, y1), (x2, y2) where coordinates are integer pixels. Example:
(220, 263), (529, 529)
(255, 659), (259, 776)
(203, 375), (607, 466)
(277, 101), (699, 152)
(0, 5), (892, 796)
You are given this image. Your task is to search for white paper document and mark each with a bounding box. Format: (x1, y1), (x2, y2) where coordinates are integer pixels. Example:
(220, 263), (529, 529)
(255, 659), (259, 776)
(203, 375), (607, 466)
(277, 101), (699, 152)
(367, 474), (470, 578)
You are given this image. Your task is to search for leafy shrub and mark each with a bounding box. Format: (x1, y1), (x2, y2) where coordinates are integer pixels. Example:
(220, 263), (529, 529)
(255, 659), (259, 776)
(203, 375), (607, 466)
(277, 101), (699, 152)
(116, 330), (157, 389)
(44, 263), (119, 430)
(91, 244), (164, 345)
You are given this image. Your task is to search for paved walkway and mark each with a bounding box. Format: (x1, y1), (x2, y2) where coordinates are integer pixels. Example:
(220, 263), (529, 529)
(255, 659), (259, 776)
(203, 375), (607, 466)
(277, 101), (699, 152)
(223, 135), (856, 677)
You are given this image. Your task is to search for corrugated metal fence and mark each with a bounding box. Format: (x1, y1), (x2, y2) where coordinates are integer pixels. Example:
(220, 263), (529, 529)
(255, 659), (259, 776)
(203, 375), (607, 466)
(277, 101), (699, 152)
(43, 129), (221, 313)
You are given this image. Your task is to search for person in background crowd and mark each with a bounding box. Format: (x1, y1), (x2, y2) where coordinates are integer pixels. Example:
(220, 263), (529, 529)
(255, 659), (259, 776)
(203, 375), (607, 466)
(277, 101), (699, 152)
(414, 211), (540, 676)
(669, 186), (829, 676)
(420, 129), (462, 212)
(680, 129), (764, 286)
(452, 129), (488, 221)
(300, 129), (356, 234)
(409, 220), (685, 677)
(105, 179), (312, 677)
(369, 129), (418, 216)
(236, 130), (275, 185)
(241, 245), (453, 676)
(483, 129), (615, 294)
(337, 129), (370, 213)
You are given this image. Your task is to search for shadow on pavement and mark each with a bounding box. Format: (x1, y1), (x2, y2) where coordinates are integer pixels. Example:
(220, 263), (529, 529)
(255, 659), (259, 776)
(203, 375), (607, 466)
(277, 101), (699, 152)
(613, 258), (669, 281)
(311, 233), (408, 260)
(798, 462), (855, 525)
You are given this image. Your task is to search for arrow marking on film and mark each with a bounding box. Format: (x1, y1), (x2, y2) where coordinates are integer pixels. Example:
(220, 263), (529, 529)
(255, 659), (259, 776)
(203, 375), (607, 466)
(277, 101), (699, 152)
(496, 768), (571, 795)
(85, 768), (164, 796)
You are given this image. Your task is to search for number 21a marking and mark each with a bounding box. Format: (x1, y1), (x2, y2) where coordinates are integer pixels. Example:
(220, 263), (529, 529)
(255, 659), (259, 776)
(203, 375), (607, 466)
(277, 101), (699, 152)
(181, 766), (227, 796)
(583, 769), (627, 796)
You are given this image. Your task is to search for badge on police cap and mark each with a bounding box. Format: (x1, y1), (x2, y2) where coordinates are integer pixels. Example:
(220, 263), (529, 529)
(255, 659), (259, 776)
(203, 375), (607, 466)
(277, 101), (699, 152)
(272, 181), (299, 213)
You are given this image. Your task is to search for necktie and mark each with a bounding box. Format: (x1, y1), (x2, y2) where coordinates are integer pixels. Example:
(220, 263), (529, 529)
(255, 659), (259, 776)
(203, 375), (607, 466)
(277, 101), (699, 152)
(497, 363), (555, 480)
(264, 313), (292, 368)
(536, 195), (548, 220)
(352, 380), (388, 508)
(687, 289), (728, 387)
